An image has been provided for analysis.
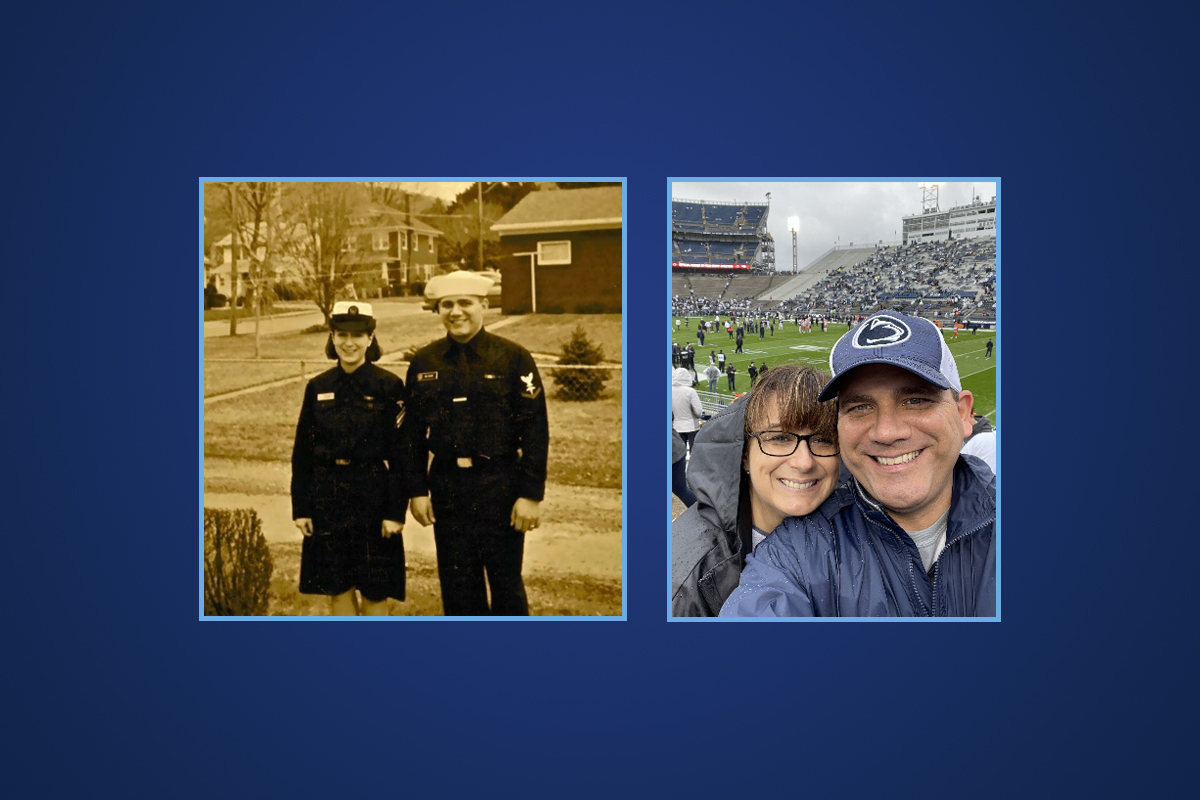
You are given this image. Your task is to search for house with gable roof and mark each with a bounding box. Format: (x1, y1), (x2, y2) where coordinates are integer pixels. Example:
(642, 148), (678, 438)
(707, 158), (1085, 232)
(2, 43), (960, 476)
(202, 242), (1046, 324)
(491, 186), (622, 314)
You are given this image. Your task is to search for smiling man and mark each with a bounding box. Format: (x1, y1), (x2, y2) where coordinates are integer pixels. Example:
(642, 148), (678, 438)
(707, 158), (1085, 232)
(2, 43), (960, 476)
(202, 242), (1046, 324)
(719, 311), (996, 617)
(403, 271), (548, 616)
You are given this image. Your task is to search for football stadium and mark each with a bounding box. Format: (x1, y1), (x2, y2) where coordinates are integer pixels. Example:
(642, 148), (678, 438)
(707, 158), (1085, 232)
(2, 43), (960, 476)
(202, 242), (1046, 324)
(670, 182), (999, 616)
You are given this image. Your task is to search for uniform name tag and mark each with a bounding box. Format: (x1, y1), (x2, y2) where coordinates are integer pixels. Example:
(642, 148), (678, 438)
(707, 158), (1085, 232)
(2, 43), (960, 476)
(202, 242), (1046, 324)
(418, 371), (438, 382)
(317, 392), (335, 401)
(453, 397), (467, 402)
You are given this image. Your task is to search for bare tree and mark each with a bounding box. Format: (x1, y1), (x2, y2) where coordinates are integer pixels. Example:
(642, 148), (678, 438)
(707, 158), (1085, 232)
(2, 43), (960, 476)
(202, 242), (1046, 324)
(275, 182), (363, 327)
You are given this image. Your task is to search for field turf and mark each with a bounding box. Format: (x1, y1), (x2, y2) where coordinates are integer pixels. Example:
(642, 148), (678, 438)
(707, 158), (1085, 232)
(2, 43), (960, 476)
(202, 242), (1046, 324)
(671, 319), (998, 428)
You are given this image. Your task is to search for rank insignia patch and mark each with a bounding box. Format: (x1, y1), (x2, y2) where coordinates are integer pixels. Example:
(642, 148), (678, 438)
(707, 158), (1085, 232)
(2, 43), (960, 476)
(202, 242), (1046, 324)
(520, 372), (541, 399)
(418, 371), (438, 382)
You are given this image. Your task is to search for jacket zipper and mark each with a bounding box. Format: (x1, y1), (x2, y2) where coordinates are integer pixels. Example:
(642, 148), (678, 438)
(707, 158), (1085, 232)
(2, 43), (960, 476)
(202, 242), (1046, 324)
(930, 517), (994, 614)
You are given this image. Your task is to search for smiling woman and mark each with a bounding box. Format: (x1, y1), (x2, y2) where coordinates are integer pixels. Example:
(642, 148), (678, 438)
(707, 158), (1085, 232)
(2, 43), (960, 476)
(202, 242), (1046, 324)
(290, 301), (409, 617)
(671, 364), (844, 616)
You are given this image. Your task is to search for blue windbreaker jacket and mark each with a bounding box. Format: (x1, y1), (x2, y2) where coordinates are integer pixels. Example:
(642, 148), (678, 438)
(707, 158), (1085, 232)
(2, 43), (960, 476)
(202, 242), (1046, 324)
(719, 455), (996, 617)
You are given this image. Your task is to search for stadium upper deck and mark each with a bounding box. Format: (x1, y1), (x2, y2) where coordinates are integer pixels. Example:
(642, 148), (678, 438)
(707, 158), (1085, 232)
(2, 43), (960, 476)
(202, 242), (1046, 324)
(672, 198), (772, 270)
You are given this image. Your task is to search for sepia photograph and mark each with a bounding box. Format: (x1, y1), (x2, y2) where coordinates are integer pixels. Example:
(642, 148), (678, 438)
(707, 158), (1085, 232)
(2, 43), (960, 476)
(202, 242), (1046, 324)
(202, 180), (623, 618)
(669, 180), (998, 618)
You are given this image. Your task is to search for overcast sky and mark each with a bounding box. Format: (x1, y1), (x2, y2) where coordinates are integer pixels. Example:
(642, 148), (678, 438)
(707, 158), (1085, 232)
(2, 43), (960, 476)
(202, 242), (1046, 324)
(672, 181), (997, 271)
(380, 182), (474, 202)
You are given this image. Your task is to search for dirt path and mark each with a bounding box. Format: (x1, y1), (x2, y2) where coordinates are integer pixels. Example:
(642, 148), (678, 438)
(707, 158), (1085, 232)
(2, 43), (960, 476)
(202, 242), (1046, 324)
(204, 458), (622, 581)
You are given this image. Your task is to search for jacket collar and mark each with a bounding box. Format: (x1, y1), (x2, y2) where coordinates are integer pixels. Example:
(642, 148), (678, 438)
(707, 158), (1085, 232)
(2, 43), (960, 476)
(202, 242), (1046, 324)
(850, 456), (996, 541)
(436, 327), (491, 358)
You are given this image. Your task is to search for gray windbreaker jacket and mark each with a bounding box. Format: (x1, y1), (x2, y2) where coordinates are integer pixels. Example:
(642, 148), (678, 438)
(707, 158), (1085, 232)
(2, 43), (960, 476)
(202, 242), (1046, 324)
(671, 398), (754, 616)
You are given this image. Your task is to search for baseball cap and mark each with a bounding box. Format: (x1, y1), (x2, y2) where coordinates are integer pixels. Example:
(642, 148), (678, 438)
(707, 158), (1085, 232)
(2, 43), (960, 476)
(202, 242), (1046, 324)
(425, 271), (496, 303)
(818, 311), (961, 402)
(329, 301), (375, 332)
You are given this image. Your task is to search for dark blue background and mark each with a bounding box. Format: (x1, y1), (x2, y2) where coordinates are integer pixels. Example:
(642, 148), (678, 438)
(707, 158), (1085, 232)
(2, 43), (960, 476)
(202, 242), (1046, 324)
(8, 1), (1195, 796)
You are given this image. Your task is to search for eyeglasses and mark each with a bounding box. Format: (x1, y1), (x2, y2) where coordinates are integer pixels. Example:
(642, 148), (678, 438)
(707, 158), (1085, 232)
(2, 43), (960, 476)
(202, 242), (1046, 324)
(749, 430), (839, 457)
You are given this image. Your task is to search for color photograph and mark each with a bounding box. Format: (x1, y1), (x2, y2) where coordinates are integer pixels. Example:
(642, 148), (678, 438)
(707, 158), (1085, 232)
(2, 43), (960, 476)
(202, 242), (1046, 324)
(670, 180), (997, 618)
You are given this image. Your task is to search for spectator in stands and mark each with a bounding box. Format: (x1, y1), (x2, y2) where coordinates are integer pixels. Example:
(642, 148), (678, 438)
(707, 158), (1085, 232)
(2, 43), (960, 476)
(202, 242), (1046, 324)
(721, 311), (995, 617)
(672, 368), (703, 457)
(672, 365), (844, 616)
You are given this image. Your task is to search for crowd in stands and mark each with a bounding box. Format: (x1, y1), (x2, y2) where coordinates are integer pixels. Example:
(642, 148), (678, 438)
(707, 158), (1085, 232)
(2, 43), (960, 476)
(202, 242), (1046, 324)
(770, 238), (996, 321)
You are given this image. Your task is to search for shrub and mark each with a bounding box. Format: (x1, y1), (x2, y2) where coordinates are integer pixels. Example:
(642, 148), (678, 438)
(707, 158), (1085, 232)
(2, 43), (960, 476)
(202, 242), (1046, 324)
(543, 305), (565, 314)
(574, 301), (607, 314)
(407, 282), (426, 297)
(550, 324), (611, 401)
(204, 508), (273, 616)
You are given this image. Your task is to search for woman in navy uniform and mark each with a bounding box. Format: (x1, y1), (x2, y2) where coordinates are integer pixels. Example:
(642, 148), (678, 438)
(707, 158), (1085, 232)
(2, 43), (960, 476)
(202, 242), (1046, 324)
(403, 272), (548, 616)
(291, 301), (407, 616)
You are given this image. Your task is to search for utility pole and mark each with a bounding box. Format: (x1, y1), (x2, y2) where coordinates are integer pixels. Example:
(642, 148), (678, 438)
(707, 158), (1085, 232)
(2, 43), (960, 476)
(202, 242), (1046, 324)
(477, 182), (484, 271)
(404, 190), (411, 289)
(227, 182), (240, 336)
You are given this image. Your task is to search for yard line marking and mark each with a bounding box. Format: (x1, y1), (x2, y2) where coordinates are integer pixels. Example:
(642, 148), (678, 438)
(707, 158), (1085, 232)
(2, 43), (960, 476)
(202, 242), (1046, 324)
(960, 364), (996, 380)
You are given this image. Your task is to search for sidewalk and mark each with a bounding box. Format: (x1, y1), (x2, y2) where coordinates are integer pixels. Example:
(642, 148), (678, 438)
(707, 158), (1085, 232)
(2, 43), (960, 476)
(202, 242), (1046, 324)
(204, 481), (622, 580)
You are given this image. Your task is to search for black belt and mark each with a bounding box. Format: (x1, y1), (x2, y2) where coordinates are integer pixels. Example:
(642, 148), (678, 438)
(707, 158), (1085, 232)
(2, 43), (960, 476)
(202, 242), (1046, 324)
(323, 459), (384, 471)
(433, 453), (514, 469)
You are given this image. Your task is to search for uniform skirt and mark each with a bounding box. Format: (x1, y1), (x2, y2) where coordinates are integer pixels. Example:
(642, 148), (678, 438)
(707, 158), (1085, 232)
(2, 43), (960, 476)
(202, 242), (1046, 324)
(298, 465), (406, 602)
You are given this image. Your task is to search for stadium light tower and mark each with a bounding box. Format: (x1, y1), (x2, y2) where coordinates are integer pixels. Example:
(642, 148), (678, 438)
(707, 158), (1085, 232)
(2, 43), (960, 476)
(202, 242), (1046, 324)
(787, 216), (799, 274)
(918, 181), (941, 213)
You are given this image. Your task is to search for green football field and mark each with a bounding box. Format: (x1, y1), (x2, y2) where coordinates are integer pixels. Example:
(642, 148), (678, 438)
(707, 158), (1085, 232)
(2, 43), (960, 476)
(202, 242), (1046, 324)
(671, 319), (998, 428)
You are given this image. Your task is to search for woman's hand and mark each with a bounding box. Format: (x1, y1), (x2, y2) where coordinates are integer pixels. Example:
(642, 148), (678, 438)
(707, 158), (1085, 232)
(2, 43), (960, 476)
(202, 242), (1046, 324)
(381, 519), (403, 538)
(409, 496), (435, 526)
(294, 518), (313, 537)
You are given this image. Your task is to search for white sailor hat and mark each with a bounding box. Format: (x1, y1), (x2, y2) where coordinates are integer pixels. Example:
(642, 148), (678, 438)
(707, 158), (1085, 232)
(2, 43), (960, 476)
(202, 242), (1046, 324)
(329, 301), (375, 332)
(425, 271), (496, 303)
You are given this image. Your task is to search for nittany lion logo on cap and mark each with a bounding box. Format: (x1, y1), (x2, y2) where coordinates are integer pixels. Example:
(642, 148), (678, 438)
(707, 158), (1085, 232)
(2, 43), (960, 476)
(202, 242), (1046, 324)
(853, 315), (911, 348)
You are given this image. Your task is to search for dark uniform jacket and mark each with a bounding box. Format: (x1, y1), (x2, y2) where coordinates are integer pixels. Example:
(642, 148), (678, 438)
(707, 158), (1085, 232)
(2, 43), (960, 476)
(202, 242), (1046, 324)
(403, 329), (549, 502)
(290, 363), (407, 522)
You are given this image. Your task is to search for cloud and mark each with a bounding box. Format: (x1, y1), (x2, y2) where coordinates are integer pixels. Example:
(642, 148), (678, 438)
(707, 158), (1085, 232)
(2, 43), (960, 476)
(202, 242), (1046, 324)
(673, 181), (997, 270)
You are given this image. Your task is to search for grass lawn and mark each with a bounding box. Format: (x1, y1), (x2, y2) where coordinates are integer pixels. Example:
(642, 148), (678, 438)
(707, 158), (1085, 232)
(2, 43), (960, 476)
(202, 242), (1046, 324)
(205, 379), (621, 488)
(495, 314), (622, 359)
(205, 312), (623, 488)
(672, 319), (997, 427)
(204, 309), (622, 397)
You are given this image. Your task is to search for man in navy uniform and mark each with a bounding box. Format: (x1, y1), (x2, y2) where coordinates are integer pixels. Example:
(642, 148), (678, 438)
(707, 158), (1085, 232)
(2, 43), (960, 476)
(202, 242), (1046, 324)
(403, 272), (549, 615)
